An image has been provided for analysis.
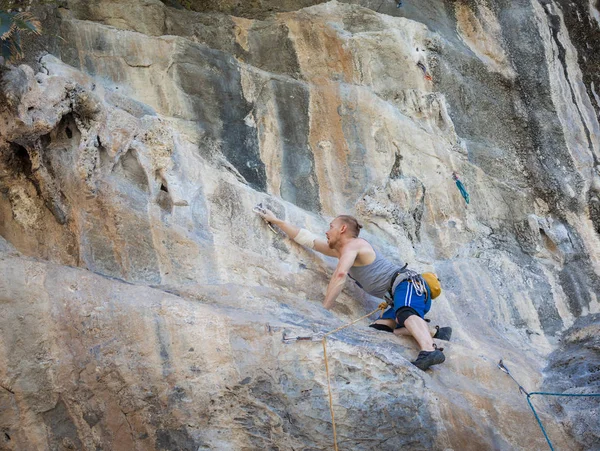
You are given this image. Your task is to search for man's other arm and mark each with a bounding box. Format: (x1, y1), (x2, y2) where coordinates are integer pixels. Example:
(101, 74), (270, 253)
(323, 247), (358, 310)
(313, 238), (340, 258)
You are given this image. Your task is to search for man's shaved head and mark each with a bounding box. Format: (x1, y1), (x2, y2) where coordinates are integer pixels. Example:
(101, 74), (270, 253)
(335, 215), (363, 238)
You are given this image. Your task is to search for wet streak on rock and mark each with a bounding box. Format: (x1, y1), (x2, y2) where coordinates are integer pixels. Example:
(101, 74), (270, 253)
(155, 428), (197, 451)
(588, 190), (600, 235)
(248, 20), (301, 78)
(553, 0), (600, 125)
(272, 79), (321, 213)
(162, 0), (325, 19)
(559, 257), (593, 317)
(389, 152), (403, 179)
(175, 43), (266, 191)
(154, 312), (173, 378)
(539, 0), (596, 161)
(338, 85), (369, 204)
(164, 11), (250, 63)
(435, 2), (527, 182)
(42, 399), (83, 450)
(495, 0), (584, 213)
(529, 269), (563, 336)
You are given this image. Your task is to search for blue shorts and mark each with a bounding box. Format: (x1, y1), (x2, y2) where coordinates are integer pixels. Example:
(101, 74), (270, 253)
(380, 280), (431, 328)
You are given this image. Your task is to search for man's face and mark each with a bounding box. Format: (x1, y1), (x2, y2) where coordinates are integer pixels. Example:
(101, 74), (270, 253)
(326, 218), (344, 248)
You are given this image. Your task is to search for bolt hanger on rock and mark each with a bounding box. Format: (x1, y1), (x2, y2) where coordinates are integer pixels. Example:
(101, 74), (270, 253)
(282, 331), (324, 343)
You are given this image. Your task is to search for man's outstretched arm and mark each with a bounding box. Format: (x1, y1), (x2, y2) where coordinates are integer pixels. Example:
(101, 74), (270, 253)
(323, 247), (358, 309)
(258, 209), (339, 258)
(265, 214), (301, 239)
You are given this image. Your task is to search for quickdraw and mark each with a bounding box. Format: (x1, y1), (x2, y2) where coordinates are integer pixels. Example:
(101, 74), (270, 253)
(282, 332), (324, 343)
(252, 202), (278, 234)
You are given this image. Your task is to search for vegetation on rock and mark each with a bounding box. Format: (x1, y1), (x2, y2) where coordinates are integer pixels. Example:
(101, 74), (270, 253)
(0, 2), (41, 64)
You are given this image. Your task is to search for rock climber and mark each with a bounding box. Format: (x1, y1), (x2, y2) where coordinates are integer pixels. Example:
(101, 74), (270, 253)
(256, 208), (451, 371)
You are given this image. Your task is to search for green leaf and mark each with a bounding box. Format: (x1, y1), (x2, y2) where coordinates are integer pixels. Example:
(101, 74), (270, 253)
(0, 11), (41, 39)
(13, 13), (41, 34)
(0, 12), (15, 40)
(0, 34), (22, 63)
(0, 24), (11, 41)
(0, 37), (12, 62)
(0, 10), (42, 63)
(7, 34), (21, 62)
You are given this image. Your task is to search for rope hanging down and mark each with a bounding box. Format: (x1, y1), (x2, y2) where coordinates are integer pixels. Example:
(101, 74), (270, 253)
(321, 302), (388, 451)
(497, 360), (600, 451)
(284, 302), (388, 451)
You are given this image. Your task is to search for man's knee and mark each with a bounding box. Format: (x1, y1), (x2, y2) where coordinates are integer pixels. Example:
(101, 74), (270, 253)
(369, 319), (396, 333)
(395, 307), (422, 327)
(393, 327), (411, 337)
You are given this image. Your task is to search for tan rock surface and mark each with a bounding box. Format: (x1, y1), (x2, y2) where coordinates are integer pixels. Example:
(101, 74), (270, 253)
(1, 0), (599, 449)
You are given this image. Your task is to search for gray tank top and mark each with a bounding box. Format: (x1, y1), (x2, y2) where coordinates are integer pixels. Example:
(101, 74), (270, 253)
(348, 249), (405, 298)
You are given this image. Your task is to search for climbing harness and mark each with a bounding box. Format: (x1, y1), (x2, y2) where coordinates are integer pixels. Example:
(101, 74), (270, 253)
(452, 172), (470, 205)
(416, 61), (432, 81)
(388, 268), (427, 302)
(403, 271), (427, 297)
(253, 202), (278, 234)
(497, 359), (600, 451)
(283, 302), (388, 451)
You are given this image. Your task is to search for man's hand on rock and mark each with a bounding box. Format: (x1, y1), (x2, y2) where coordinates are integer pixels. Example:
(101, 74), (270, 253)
(258, 208), (279, 224)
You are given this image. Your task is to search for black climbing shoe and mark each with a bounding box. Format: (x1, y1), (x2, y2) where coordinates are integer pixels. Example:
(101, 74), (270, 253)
(433, 326), (452, 341)
(411, 349), (445, 371)
(369, 323), (394, 333)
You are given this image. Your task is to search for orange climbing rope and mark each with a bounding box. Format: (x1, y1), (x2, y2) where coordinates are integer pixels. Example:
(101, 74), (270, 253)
(320, 302), (388, 451)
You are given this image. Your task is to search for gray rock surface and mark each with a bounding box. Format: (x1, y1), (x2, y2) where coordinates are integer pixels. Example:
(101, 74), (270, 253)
(543, 314), (600, 450)
(0, 0), (599, 449)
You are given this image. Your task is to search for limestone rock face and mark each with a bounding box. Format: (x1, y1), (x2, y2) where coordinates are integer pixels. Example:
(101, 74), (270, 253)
(544, 313), (600, 450)
(0, 1), (599, 450)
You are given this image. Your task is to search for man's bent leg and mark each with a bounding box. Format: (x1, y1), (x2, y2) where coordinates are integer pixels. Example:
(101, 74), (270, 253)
(377, 322), (448, 342)
(392, 283), (445, 370)
(371, 319), (396, 329)
(393, 285), (436, 351)
(369, 307), (397, 333)
(403, 315), (446, 370)
(403, 315), (435, 351)
(394, 327), (435, 338)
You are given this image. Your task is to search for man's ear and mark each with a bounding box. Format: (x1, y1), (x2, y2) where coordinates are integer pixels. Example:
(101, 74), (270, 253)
(340, 224), (347, 234)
